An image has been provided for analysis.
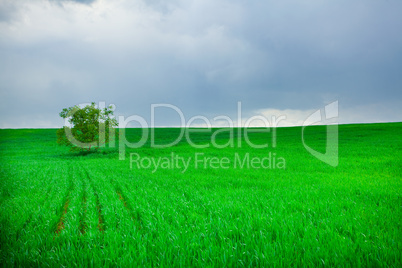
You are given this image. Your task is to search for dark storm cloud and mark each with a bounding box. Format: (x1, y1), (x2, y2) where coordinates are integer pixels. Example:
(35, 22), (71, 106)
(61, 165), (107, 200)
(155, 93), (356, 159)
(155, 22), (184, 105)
(0, 0), (401, 128)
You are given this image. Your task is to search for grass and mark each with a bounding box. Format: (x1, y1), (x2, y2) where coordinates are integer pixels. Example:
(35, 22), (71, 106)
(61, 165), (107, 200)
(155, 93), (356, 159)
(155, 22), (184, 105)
(0, 123), (401, 267)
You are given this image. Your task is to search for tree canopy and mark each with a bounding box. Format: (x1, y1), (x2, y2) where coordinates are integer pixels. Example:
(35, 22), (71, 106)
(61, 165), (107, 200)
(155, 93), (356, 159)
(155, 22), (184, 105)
(57, 102), (118, 152)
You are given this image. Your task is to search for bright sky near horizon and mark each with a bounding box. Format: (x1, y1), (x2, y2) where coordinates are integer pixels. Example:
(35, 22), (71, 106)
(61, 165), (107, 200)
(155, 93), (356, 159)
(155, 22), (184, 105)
(0, 0), (401, 128)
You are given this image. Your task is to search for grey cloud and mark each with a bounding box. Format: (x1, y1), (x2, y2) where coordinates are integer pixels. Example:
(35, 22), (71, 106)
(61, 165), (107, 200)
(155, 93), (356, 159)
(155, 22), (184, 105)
(0, 0), (401, 128)
(0, 1), (20, 23)
(144, 0), (183, 14)
(50, 0), (97, 4)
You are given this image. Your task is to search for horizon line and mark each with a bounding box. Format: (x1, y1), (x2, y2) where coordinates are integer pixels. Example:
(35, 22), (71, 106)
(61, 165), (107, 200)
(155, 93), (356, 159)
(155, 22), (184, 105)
(1, 121), (401, 130)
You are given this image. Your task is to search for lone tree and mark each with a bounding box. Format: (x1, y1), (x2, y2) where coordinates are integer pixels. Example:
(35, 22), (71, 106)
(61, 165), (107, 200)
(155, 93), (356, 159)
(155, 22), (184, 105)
(57, 102), (118, 152)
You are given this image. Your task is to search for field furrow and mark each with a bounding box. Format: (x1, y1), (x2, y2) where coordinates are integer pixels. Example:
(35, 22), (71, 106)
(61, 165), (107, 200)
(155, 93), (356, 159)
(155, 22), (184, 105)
(54, 173), (74, 235)
(79, 174), (88, 235)
(83, 168), (105, 232)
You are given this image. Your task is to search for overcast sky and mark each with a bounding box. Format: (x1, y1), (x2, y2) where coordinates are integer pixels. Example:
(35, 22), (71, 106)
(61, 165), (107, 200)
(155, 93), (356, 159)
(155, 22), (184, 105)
(0, 0), (401, 128)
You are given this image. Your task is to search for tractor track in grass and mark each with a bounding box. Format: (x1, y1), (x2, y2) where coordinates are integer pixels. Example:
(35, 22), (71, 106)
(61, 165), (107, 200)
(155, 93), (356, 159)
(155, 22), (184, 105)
(83, 168), (105, 232)
(79, 174), (88, 235)
(55, 199), (69, 234)
(110, 178), (143, 231)
(55, 179), (74, 235)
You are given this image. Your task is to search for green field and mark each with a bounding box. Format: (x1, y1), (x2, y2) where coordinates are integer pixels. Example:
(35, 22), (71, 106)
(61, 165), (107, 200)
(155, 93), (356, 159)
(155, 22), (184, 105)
(0, 123), (401, 266)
